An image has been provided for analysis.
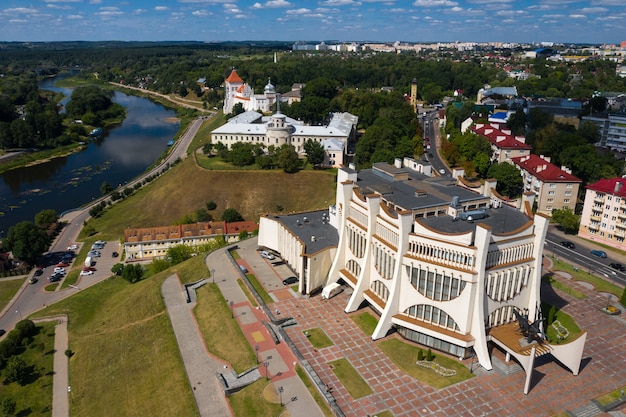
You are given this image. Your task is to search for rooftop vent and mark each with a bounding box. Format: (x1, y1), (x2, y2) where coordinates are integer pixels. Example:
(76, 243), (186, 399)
(458, 208), (488, 221)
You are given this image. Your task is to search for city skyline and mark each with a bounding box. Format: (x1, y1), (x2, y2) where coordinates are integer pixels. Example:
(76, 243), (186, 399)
(0, 0), (624, 45)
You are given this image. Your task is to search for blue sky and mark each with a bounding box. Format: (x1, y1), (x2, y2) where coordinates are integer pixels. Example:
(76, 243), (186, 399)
(0, 0), (624, 44)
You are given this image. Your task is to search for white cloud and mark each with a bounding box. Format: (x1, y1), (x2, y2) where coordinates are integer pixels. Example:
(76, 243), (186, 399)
(265, 0), (293, 7)
(155, 6), (169, 11)
(579, 7), (608, 13)
(286, 8), (312, 14)
(9, 19), (28, 23)
(413, 0), (458, 6)
(89, 0), (103, 4)
(5, 8), (39, 14)
(42, 0), (80, 3)
(192, 9), (213, 16)
(47, 4), (72, 9)
(319, 0), (361, 6)
(569, 14), (586, 19)
(133, 9), (147, 14)
(450, 6), (463, 12)
(95, 6), (124, 17)
(67, 14), (83, 19)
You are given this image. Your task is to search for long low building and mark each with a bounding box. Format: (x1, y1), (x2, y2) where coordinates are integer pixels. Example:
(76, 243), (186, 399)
(211, 111), (358, 168)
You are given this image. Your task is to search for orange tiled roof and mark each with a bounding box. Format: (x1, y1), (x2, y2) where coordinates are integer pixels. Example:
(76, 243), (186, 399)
(225, 69), (243, 84)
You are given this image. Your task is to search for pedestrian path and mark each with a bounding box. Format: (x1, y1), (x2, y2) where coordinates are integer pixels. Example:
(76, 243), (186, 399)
(161, 274), (233, 417)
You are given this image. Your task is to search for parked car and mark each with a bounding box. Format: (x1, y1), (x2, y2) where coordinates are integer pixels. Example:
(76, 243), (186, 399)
(83, 266), (97, 272)
(67, 244), (78, 251)
(282, 276), (299, 285)
(88, 250), (101, 257)
(239, 265), (248, 274)
(80, 270), (94, 276)
(0, 329), (5, 337)
(560, 241), (575, 249)
(95, 240), (106, 246)
(609, 263), (625, 271)
(112, 251), (119, 258)
(260, 251), (275, 260)
(53, 267), (66, 274)
(34, 268), (44, 277)
(591, 249), (607, 258)
(29, 277), (38, 284)
(439, 169), (445, 175)
(48, 273), (63, 282)
(91, 243), (104, 250)
(57, 262), (70, 267)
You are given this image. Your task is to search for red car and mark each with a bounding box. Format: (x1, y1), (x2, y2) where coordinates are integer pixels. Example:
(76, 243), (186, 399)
(57, 262), (70, 267)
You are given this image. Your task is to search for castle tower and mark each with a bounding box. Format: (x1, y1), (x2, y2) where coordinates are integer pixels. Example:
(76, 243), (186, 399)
(265, 113), (292, 148)
(410, 78), (418, 113)
(223, 69), (244, 114)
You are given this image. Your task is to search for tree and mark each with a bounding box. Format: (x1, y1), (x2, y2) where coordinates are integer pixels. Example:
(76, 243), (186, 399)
(1, 398), (16, 416)
(487, 163), (523, 198)
(4, 356), (28, 384)
(100, 181), (113, 195)
(167, 244), (193, 265)
(304, 139), (325, 167)
(122, 263), (144, 283)
(276, 144), (300, 173)
(111, 263), (124, 276)
(34, 209), (58, 229)
(506, 108), (527, 136)
(221, 208), (244, 223)
(178, 85), (188, 98)
(206, 200), (217, 211)
(4, 221), (49, 265)
(551, 208), (580, 234)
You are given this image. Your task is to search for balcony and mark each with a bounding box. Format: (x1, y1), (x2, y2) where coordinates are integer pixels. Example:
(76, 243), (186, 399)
(616, 222), (626, 230)
(590, 215), (601, 222)
(594, 195), (605, 204)
(588, 223), (600, 230)
(619, 211), (626, 220)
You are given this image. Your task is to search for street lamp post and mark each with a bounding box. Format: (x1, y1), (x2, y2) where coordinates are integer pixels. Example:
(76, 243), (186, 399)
(264, 361), (270, 380)
(211, 268), (215, 284)
(230, 301), (234, 318)
(278, 386), (284, 406)
(255, 345), (259, 364)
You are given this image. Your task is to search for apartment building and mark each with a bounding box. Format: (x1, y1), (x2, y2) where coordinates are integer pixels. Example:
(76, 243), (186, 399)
(578, 177), (626, 251)
(511, 154), (581, 216)
(468, 123), (531, 163)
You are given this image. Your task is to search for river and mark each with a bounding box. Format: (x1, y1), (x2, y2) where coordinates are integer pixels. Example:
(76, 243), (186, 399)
(0, 77), (180, 235)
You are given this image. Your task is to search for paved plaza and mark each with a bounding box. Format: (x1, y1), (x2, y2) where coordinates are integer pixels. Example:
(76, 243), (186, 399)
(259, 254), (626, 417)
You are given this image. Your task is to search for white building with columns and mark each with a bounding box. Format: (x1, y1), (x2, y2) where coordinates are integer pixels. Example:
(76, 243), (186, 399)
(325, 161), (550, 371)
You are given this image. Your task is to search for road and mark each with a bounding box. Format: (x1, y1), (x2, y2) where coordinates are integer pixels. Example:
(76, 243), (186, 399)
(420, 109), (448, 175)
(545, 226), (626, 287)
(0, 115), (210, 334)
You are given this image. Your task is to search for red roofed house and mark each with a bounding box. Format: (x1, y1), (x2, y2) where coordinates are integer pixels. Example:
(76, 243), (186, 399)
(511, 154), (581, 216)
(578, 177), (626, 250)
(469, 123), (532, 164)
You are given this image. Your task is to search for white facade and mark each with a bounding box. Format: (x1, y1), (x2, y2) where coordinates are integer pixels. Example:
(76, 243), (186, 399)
(223, 70), (277, 114)
(325, 163), (549, 371)
(211, 111), (357, 167)
(578, 177), (626, 251)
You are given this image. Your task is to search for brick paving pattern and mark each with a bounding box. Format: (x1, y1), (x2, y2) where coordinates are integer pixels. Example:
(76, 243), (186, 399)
(268, 257), (626, 417)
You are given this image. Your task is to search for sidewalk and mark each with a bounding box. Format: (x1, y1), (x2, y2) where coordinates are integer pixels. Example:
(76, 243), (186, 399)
(206, 240), (325, 417)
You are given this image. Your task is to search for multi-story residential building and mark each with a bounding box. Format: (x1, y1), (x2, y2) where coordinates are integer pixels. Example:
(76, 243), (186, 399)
(511, 154), (581, 216)
(210, 110), (357, 168)
(582, 113), (626, 152)
(123, 221), (258, 260)
(468, 123), (532, 163)
(578, 177), (626, 251)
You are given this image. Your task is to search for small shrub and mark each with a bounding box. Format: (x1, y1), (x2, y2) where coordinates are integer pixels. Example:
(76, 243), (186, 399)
(426, 348), (435, 361)
(417, 349), (424, 361)
(65, 349), (74, 357)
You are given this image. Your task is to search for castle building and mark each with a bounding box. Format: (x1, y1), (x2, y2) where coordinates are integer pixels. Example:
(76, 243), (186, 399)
(223, 69), (277, 114)
(210, 110), (357, 167)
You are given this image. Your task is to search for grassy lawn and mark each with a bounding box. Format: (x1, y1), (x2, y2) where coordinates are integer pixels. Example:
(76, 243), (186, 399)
(245, 272), (275, 305)
(228, 379), (284, 417)
(295, 365), (334, 417)
(377, 338), (474, 389)
(193, 282), (256, 374)
(304, 328), (334, 349)
(31, 269), (198, 417)
(237, 278), (259, 307)
(550, 258), (624, 297)
(595, 385), (626, 406)
(0, 277), (25, 311)
(1, 321), (56, 417)
(541, 302), (582, 344)
(542, 274), (586, 299)
(351, 311), (379, 335)
(82, 157), (337, 237)
(329, 358), (373, 399)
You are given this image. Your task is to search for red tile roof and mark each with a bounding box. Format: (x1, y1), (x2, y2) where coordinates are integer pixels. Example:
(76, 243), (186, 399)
(586, 177), (626, 197)
(511, 154), (581, 183)
(225, 69), (243, 84)
(470, 123), (532, 150)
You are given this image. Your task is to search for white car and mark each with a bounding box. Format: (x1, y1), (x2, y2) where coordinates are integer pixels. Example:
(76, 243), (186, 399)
(67, 244), (78, 251)
(53, 267), (66, 274)
(260, 251), (275, 260)
(80, 270), (94, 276)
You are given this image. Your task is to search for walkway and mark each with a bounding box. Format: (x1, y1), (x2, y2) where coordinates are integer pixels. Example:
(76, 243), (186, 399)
(161, 275), (232, 417)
